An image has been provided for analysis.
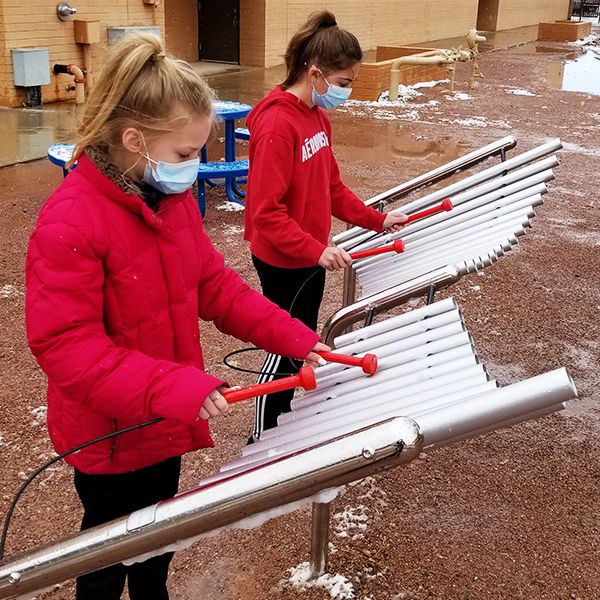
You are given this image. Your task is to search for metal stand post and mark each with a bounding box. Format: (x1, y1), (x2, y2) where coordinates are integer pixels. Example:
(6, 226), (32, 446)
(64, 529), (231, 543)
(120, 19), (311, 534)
(310, 502), (331, 577)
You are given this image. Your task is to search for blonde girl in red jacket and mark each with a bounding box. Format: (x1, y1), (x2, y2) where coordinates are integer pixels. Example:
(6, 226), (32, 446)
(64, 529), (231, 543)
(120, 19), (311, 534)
(25, 34), (327, 600)
(244, 10), (408, 439)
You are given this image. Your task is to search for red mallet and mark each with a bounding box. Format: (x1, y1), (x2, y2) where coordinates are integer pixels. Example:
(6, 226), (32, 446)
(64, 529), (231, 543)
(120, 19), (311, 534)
(222, 365), (317, 404)
(317, 351), (379, 376)
(405, 198), (453, 224)
(350, 239), (405, 260)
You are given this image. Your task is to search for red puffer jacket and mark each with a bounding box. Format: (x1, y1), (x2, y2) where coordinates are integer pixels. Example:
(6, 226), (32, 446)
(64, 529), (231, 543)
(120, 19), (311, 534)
(25, 154), (319, 475)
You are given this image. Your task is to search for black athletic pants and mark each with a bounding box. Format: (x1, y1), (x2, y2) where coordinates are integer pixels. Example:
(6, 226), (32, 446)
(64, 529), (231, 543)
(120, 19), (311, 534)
(73, 456), (181, 600)
(251, 254), (326, 438)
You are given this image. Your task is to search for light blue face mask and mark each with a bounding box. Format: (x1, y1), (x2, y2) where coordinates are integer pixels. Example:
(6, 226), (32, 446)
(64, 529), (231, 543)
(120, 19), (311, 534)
(311, 71), (353, 110)
(141, 154), (200, 195)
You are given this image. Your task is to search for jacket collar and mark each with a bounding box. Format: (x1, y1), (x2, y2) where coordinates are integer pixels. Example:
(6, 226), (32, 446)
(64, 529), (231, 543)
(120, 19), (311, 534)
(74, 153), (190, 229)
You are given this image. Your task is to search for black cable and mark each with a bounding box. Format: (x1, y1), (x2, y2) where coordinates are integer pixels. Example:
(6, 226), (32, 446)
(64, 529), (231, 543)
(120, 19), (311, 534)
(222, 267), (323, 376)
(0, 417), (163, 561)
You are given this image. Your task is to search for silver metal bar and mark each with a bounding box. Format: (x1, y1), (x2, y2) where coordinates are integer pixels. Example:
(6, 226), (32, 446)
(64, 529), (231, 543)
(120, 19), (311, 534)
(357, 219), (525, 281)
(343, 162), (556, 253)
(321, 265), (462, 345)
(332, 297), (457, 347)
(336, 139), (561, 247)
(334, 135), (517, 244)
(415, 368), (576, 447)
(0, 418), (423, 600)
(358, 234), (518, 297)
(310, 503), (331, 576)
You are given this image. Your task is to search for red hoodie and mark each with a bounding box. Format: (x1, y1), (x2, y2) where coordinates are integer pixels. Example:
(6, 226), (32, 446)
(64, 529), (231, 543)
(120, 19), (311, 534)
(244, 86), (386, 268)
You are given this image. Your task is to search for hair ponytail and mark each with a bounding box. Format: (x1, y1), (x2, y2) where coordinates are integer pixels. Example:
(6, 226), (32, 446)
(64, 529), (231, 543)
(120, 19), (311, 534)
(69, 33), (214, 167)
(281, 10), (362, 89)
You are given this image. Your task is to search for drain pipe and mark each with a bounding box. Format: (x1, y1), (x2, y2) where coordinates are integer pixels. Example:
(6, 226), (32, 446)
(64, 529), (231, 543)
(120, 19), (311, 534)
(388, 29), (487, 100)
(52, 63), (85, 104)
(389, 51), (454, 100)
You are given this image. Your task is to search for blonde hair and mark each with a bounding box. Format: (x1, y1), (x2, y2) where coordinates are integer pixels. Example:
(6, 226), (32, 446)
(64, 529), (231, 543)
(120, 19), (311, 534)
(69, 33), (214, 167)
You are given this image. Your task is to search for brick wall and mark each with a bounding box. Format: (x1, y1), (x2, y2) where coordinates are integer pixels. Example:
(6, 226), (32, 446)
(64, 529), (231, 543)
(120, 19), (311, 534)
(257, 0), (480, 68)
(479, 0), (570, 31)
(0, 0), (165, 107)
(240, 0), (266, 66)
(165, 0), (198, 63)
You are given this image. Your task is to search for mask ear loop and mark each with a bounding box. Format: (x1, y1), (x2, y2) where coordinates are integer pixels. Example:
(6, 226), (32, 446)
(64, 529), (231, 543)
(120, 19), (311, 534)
(121, 155), (145, 194)
(121, 130), (149, 193)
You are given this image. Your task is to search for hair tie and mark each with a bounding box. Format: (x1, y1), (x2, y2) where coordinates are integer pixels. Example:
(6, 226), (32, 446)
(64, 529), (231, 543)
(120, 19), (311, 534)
(152, 52), (166, 62)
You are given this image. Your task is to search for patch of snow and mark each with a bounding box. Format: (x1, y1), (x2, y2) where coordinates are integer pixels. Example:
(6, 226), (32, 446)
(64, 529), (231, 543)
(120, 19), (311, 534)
(447, 116), (489, 127)
(447, 92), (473, 101)
(506, 87), (536, 96)
(222, 224), (243, 235)
(0, 284), (21, 298)
(572, 33), (599, 47)
(562, 141), (600, 157)
(31, 405), (47, 427)
(284, 562), (355, 599)
(216, 201), (245, 212)
(334, 505), (369, 540)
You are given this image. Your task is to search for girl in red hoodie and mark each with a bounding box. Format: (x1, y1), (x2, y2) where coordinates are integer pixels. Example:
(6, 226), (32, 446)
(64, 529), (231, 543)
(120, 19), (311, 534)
(244, 11), (408, 439)
(25, 34), (326, 600)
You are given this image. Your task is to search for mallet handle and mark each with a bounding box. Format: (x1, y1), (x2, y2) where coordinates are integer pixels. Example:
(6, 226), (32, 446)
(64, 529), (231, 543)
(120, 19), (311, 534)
(317, 351), (378, 376)
(350, 239), (405, 260)
(405, 198), (453, 224)
(222, 366), (317, 404)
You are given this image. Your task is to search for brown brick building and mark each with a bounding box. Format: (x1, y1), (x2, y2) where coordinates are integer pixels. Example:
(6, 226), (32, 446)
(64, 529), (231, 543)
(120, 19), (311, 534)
(0, 0), (570, 107)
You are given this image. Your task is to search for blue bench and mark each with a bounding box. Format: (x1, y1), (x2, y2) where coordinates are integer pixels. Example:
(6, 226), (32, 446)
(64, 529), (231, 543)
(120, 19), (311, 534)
(47, 143), (77, 177)
(234, 127), (250, 141)
(197, 159), (249, 216)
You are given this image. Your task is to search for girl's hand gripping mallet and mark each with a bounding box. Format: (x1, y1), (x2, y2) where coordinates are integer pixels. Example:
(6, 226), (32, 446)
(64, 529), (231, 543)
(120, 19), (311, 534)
(222, 365), (317, 403)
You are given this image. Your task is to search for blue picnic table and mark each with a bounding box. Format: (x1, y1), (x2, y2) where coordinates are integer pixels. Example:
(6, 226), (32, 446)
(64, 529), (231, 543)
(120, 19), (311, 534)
(198, 100), (252, 213)
(47, 100), (252, 216)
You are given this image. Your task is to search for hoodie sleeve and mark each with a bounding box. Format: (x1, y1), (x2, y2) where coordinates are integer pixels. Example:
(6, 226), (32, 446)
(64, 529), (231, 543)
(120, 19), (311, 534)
(329, 150), (386, 233)
(246, 131), (327, 265)
(194, 221), (320, 359)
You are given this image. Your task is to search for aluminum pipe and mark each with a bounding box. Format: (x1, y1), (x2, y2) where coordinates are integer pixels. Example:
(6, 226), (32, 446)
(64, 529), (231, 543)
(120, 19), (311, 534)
(321, 265), (463, 345)
(336, 140), (561, 248)
(344, 163), (556, 254)
(414, 368), (576, 447)
(0, 418), (423, 600)
(333, 297), (457, 346)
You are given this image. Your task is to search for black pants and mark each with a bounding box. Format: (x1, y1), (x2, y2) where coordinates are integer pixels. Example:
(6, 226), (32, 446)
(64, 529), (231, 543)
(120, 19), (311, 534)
(251, 254), (326, 438)
(73, 456), (181, 600)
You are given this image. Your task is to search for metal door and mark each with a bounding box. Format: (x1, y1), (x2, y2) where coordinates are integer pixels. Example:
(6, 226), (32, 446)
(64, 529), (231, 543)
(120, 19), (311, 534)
(198, 0), (240, 64)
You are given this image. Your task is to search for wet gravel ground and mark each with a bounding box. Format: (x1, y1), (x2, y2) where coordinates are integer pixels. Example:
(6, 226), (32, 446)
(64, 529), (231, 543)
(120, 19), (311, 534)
(1, 32), (599, 599)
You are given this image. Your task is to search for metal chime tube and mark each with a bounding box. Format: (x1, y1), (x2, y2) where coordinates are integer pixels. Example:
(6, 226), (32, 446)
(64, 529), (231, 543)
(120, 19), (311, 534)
(336, 139), (561, 247)
(0, 418), (423, 599)
(346, 163), (556, 254)
(321, 265), (463, 345)
(416, 368), (576, 447)
(333, 297), (457, 346)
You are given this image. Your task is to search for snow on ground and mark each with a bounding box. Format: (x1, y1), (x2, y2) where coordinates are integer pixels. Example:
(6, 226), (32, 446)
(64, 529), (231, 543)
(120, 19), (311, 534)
(334, 504), (369, 540)
(505, 87), (536, 96)
(216, 201), (245, 212)
(0, 284), (22, 298)
(283, 562), (356, 599)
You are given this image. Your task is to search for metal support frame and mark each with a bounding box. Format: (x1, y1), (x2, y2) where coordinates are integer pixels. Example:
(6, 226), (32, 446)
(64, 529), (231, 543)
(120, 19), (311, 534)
(0, 419), (422, 599)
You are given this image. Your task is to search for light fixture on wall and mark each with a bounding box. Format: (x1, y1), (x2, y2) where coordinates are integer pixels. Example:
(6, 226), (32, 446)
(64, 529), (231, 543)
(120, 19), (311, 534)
(57, 2), (77, 21)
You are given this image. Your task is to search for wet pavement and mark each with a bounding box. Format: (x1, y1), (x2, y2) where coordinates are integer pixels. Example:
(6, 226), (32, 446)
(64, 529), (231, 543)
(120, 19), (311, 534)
(2, 25), (599, 169)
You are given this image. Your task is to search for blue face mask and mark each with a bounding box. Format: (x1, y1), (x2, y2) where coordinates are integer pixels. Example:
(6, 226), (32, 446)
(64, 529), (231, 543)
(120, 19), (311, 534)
(141, 154), (200, 195)
(312, 72), (353, 110)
